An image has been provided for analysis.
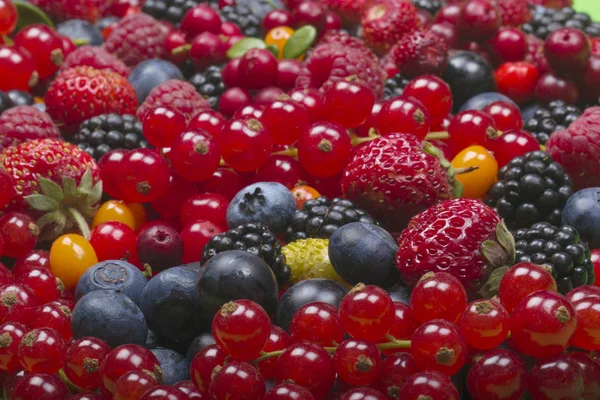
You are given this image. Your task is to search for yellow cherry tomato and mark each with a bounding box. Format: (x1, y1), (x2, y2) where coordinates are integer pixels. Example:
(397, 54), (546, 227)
(125, 202), (147, 231)
(264, 26), (295, 59)
(92, 200), (136, 230)
(451, 145), (498, 199)
(50, 234), (99, 289)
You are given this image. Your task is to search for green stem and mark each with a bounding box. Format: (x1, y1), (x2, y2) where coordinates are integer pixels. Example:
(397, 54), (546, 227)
(68, 207), (91, 240)
(376, 340), (411, 351)
(425, 131), (450, 140)
(271, 147), (298, 158)
(173, 44), (192, 55)
(72, 38), (89, 46)
(351, 128), (380, 146)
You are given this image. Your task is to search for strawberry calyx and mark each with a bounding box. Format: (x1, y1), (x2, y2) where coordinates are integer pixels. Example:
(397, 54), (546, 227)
(478, 221), (517, 298)
(24, 169), (102, 242)
(421, 141), (464, 198)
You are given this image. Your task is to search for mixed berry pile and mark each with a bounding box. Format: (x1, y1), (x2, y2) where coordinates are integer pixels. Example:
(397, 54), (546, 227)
(2, 0), (600, 398)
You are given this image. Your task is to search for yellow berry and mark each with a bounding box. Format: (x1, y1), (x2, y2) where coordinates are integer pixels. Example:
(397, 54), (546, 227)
(50, 234), (98, 289)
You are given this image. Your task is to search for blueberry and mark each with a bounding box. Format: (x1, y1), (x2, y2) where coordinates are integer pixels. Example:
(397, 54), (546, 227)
(7, 90), (34, 107)
(71, 290), (147, 348)
(227, 182), (297, 234)
(274, 278), (348, 332)
(56, 19), (104, 46)
(197, 250), (278, 319)
(146, 330), (159, 349)
(140, 267), (205, 353)
(187, 332), (216, 363)
(328, 222), (398, 287)
(458, 92), (519, 113)
(150, 348), (189, 385)
(562, 188), (600, 249)
(386, 285), (411, 305)
(0, 91), (13, 113)
(76, 260), (147, 305)
(128, 59), (184, 103)
(442, 51), (497, 113)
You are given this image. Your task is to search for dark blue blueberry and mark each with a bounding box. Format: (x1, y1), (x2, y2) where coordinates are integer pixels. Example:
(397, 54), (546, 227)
(386, 285), (411, 305)
(562, 188), (600, 249)
(140, 266), (205, 353)
(522, 103), (543, 122)
(328, 222), (399, 287)
(150, 348), (190, 385)
(7, 90), (34, 107)
(458, 92), (519, 113)
(274, 278), (348, 332)
(146, 330), (159, 349)
(71, 290), (147, 348)
(187, 332), (216, 363)
(226, 182), (297, 234)
(128, 59), (184, 103)
(56, 19), (104, 46)
(197, 250), (278, 320)
(75, 260), (147, 305)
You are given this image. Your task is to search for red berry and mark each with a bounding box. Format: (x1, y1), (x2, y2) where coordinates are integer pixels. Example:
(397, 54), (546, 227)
(340, 388), (386, 400)
(0, 262), (11, 287)
(263, 9), (293, 31)
(219, 87), (252, 118)
(234, 104), (264, 120)
(398, 371), (459, 400)
(209, 361), (265, 400)
(297, 122), (352, 178)
(491, 27), (527, 63)
(570, 352), (600, 400)
(402, 75), (453, 128)
(339, 284), (394, 342)
(0, 212), (38, 258)
(180, 4), (222, 38)
(117, 149), (170, 203)
(373, 353), (419, 397)
(220, 118), (273, 172)
(0, 0), (17, 35)
(482, 100), (523, 132)
(190, 344), (226, 393)
(324, 12), (341, 32)
(0, 284), (38, 324)
(90, 222), (137, 263)
(262, 95), (310, 145)
(180, 220), (223, 264)
(487, 129), (540, 168)
(238, 49), (278, 91)
(64, 337), (111, 390)
(221, 22), (242, 36)
(12, 250), (50, 277)
(570, 296), (600, 350)
(458, 0), (501, 42)
(164, 31), (188, 64)
(290, 88), (324, 123)
(592, 249), (600, 288)
(151, 173), (199, 218)
(496, 62), (539, 105)
(16, 267), (61, 304)
(544, 27), (591, 77)
(567, 285), (600, 304)
(196, 168), (249, 200)
(254, 87), (286, 106)
(411, 320), (467, 376)
(188, 110), (226, 139)
(355, 102), (383, 138)
(180, 193), (229, 229)
(190, 32), (227, 70)
(448, 110), (497, 153)
(377, 97), (431, 140)
(292, 0), (327, 32)
(534, 73), (580, 106)
(457, 300), (510, 350)
(386, 302), (419, 342)
(430, 22), (459, 49)
(265, 383), (314, 400)
(498, 262), (557, 313)
(255, 155), (305, 190)
(13, 24), (63, 79)
(290, 302), (344, 346)
(141, 386), (188, 400)
(257, 325), (291, 380)
(11, 373), (69, 399)
(334, 338), (381, 386)
(24, 302), (72, 341)
(17, 328), (66, 374)
(221, 58), (241, 88)
(510, 290), (576, 358)
(142, 106), (186, 148)
(277, 59), (302, 91)
(0, 321), (26, 373)
(466, 349), (527, 400)
(323, 77), (375, 129)
(136, 221), (183, 272)
(410, 272), (468, 324)
(115, 370), (158, 400)
(170, 129), (221, 182)
(528, 354), (584, 400)
(174, 380), (205, 399)
(99, 149), (128, 199)
(0, 45), (38, 91)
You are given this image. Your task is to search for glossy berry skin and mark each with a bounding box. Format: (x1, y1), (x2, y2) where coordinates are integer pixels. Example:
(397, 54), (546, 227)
(190, 345), (227, 393)
(174, 381), (204, 399)
(136, 222), (181, 272)
(544, 28), (591, 76)
(482, 101), (522, 132)
(180, 193), (229, 229)
(17, 328), (66, 374)
(90, 221), (137, 262)
(13, 25), (63, 79)
(212, 300), (271, 361)
(397, 371), (459, 400)
(0, 212), (38, 258)
(528, 354), (584, 400)
(411, 319), (468, 376)
(0, 0), (17, 35)
(116, 149), (170, 203)
(291, 185), (320, 209)
(297, 122), (352, 178)
(570, 296), (600, 350)
(467, 349), (527, 400)
(458, 300), (510, 350)
(290, 88), (324, 122)
(170, 129), (221, 182)
(339, 388), (387, 400)
(0, 321), (26, 373)
(209, 361), (265, 400)
(0, 45), (37, 92)
(570, 352), (600, 400)
(265, 383), (315, 400)
(98, 151), (128, 199)
(256, 155), (305, 190)
(188, 110), (226, 139)
(49, 234), (98, 290)
(496, 62), (539, 105)
(323, 78), (375, 129)
(0, 262), (10, 287)
(451, 145), (498, 199)
(492, 28), (527, 63)
(140, 386), (188, 400)
(261, 96), (310, 145)
(24, 302), (72, 341)
(487, 130), (540, 168)
(220, 118), (273, 172)
(16, 267), (61, 304)
(334, 339), (381, 386)
(376, 97), (431, 140)
(0, 284), (38, 324)
(410, 272), (467, 323)
(180, 220), (223, 264)
(114, 370), (158, 400)
(180, 4), (222, 38)
(64, 337), (111, 390)
(339, 284), (394, 342)
(142, 106), (186, 148)
(402, 75), (453, 127)
(257, 325), (292, 380)
(238, 49), (278, 90)
(387, 302), (419, 342)
(275, 342), (336, 399)
(510, 290), (576, 358)
(458, 0), (500, 42)
(566, 285), (600, 304)
(290, 302), (344, 346)
(150, 174), (198, 219)
(373, 353), (419, 398)
(11, 373), (69, 400)
(448, 110), (497, 154)
(498, 262), (557, 313)
(12, 250), (50, 277)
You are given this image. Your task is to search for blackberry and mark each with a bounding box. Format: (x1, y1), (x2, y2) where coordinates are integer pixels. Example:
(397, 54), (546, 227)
(413, 0), (444, 16)
(486, 151), (574, 231)
(514, 222), (594, 293)
(202, 223), (291, 285)
(71, 114), (150, 160)
(285, 197), (379, 243)
(219, 0), (283, 37)
(522, 6), (600, 39)
(0, 90), (34, 114)
(383, 72), (410, 100)
(189, 65), (225, 110)
(524, 100), (581, 145)
(142, 0), (202, 25)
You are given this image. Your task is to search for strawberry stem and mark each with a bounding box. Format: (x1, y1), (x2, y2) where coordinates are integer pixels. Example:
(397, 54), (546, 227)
(68, 208), (91, 240)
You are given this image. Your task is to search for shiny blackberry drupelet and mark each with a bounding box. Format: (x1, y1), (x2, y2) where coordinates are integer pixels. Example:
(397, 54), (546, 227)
(202, 222), (291, 285)
(514, 222), (595, 293)
(486, 151), (574, 230)
(219, 0), (283, 37)
(142, 0), (201, 25)
(524, 100), (581, 145)
(189, 65), (225, 110)
(383, 73), (411, 100)
(0, 90), (34, 113)
(413, 0), (445, 15)
(71, 114), (150, 160)
(522, 6), (600, 39)
(285, 197), (379, 243)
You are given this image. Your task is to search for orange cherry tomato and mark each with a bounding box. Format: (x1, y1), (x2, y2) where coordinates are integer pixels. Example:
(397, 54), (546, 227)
(451, 145), (498, 199)
(92, 200), (136, 230)
(291, 185), (321, 209)
(50, 234), (98, 289)
(264, 26), (295, 59)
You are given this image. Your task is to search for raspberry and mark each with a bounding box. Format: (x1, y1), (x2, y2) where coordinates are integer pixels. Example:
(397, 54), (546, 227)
(29, 0), (110, 22)
(0, 106), (60, 152)
(390, 28), (448, 78)
(137, 80), (210, 124)
(61, 46), (131, 77)
(322, 0), (372, 24)
(495, 0), (531, 27)
(361, 0), (420, 55)
(103, 14), (168, 67)
(318, 31), (377, 62)
(546, 107), (600, 189)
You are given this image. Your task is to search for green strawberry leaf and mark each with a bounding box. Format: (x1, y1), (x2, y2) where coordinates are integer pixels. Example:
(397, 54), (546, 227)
(227, 37), (266, 59)
(478, 266), (510, 299)
(77, 169), (93, 195)
(38, 177), (64, 202)
(25, 194), (59, 212)
(283, 25), (317, 59)
(13, 0), (54, 33)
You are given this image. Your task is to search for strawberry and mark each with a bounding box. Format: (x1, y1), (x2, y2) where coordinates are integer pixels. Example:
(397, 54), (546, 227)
(44, 67), (138, 135)
(29, 0), (112, 22)
(361, 0), (420, 55)
(322, 0), (372, 25)
(340, 133), (462, 233)
(390, 28), (449, 78)
(0, 139), (102, 241)
(396, 198), (515, 297)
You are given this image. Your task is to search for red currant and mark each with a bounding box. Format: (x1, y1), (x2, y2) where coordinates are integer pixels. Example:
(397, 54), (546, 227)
(16, 268), (60, 305)
(591, 249), (600, 288)
(114, 370), (158, 400)
(570, 296), (600, 350)
(482, 101), (523, 132)
(190, 344), (226, 393)
(496, 62), (539, 105)
(290, 88), (324, 122)
(373, 353), (419, 399)
(567, 285), (600, 304)
(510, 290), (576, 358)
(13, 25), (63, 79)
(0, 322), (26, 373)
(402, 75), (453, 127)
(173, 381), (204, 399)
(255, 87), (286, 106)
(117, 149), (170, 203)
(0, 0), (17, 35)
(0, 213), (37, 258)
(190, 32), (227, 70)
(17, 328), (66, 374)
(255, 155), (305, 190)
(290, 302), (344, 346)
(151, 173), (199, 218)
(297, 122), (352, 178)
(0, 284), (38, 324)
(457, 300), (509, 350)
(220, 118), (273, 172)
(140, 386), (188, 400)
(458, 0), (500, 42)
(491, 27), (527, 63)
(68, 393), (104, 400)
(180, 4), (222, 37)
(385, 302), (418, 345)
(219, 87), (252, 118)
(238, 49), (278, 90)
(188, 110), (226, 139)
(265, 383), (314, 400)
(410, 272), (467, 323)
(397, 371), (459, 400)
(25, 303), (72, 341)
(90, 221), (137, 262)
(324, 12), (341, 32)
(209, 361), (265, 400)
(448, 110), (497, 153)
(323, 77), (375, 129)
(262, 95), (310, 145)
(181, 220), (223, 264)
(333, 339), (381, 386)
(355, 102), (383, 138)
(99, 149), (128, 199)
(527, 354), (584, 400)
(180, 193), (229, 229)
(534, 73), (580, 105)
(262, 9), (293, 30)
(498, 262), (557, 313)
(277, 59), (302, 90)
(0, 262), (11, 288)
(170, 129), (221, 182)
(12, 250), (50, 277)
(234, 104), (264, 120)
(196, 168), (249, 200)
(377, 97), (431, 140)
(64, 337), (111, 390)
(257, 325), (291, 380)
(11, 373), (69, 399)
(339, 284), (394, 342)
(487, 129), (540, 168)
(466, 349), (527, 400)
(411, 319), (467, 376)
(142, 106), (186, 148)
(570, 352), (600, 400)
(544, 27), (591, 77)
(0, 45), (38, 91)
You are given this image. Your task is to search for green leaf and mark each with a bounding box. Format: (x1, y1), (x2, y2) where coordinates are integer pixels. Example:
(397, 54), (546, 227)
(78, 169), (93, 195)
(283, 25), (317, 59)
(480, 240), (509, 269)
(25, 194), (59, 212)
(13, 0), (54, 33)
(87, 181), (103, 207)
(227, 38), (266, 59)
(266, 44), (279, 58)
(38, 178), (64, 202)
(452, 179), (464, 199)
(478, 266), (510, 298)
(62, 177), (77, 198)
(496, 221), (516, 264)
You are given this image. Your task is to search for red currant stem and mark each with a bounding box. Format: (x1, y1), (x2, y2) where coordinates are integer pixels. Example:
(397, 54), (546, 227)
(453, 166), (480, 175)
(72, 39), (89, 46)
(173, 44), (192, 55)
(424, 131), (449, 140)
(1, 35), (12, 45)
(56, 369), (85, 393)
(143, 263), (153, 278)
(351, 128), (380, 147)
(376, 340), (411, 351)
(271, 147), (298, 158)
(68, 207), (91, 240)
(219, 158), (227, 166)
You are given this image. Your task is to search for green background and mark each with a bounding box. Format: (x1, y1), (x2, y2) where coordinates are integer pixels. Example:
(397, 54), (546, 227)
(576, 0), (600, 20)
